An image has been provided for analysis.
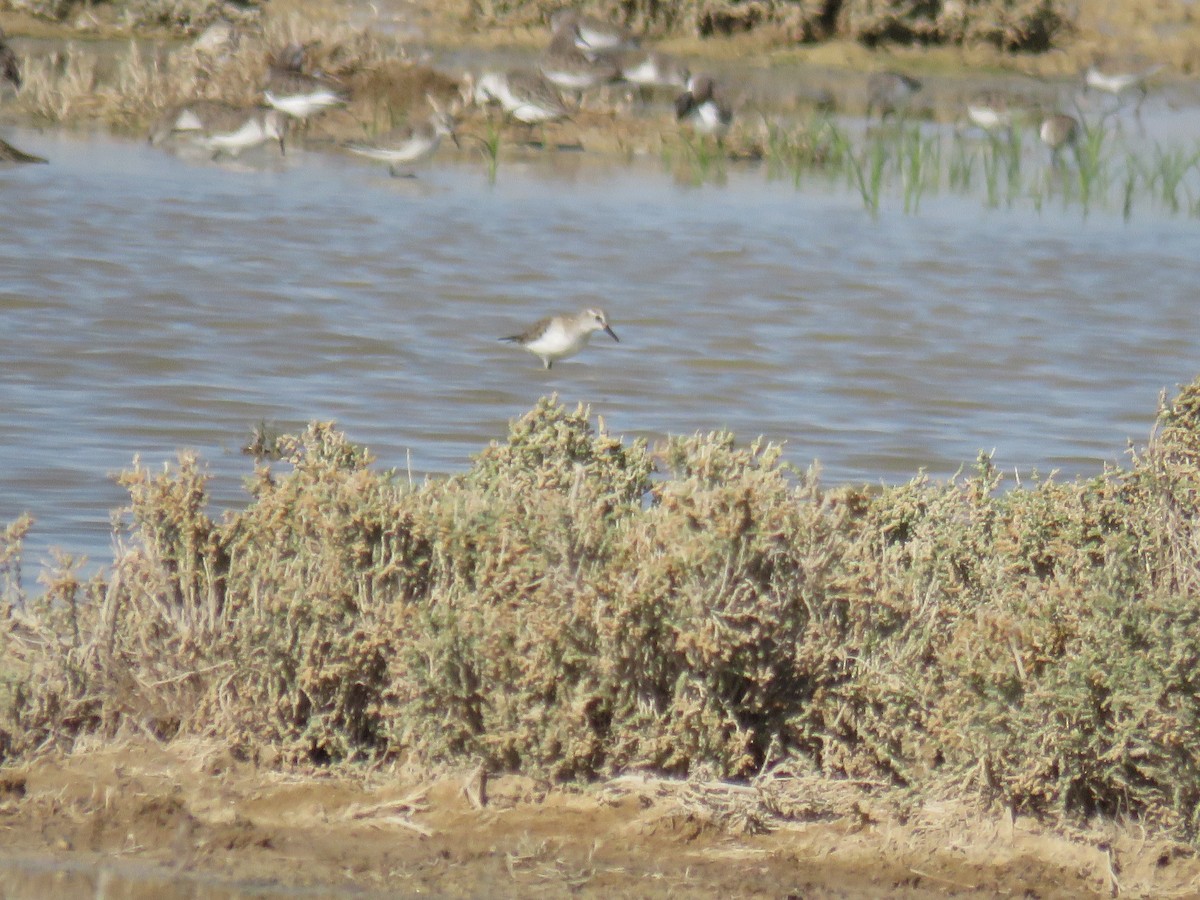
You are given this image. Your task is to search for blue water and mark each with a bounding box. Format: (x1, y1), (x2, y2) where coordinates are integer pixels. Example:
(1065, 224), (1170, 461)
(1, 125), (1197, 571)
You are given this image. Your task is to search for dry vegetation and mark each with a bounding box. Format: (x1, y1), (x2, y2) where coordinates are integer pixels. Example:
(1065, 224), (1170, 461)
(6, 12), (460, 135)
(464, 0), (1070, 49)
(2, 0), (1072, 50)
(4, 380), (1200, 857)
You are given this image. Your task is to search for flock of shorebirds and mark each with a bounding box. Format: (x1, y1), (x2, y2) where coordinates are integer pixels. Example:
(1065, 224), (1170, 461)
(134, 9), (729, 174)
(868, 60), (1165, 164)
(137, 9), (1165, 178)
(142, 8), (730, 172)
(0, 18), (1173, 368)
(1, 13), (1165, 175)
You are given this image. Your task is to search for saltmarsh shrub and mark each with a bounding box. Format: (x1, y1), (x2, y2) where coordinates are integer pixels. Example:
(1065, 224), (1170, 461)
(4, 380), (1200, 839)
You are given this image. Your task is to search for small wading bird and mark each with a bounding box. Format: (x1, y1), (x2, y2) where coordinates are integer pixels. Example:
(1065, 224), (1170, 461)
(467, 70), (571, 124)
(466, 70), (571, 146)
(614, 49), (690, 92)
(1039, 112), (1080, 167)
(964, 91), (1014, 134)
(539, 26), (621, 99)
(344, 97), (459, 176)
(149, 101), (287, 159)
(1084, 63), (1162, 101)
(500, 308), (619, 369)
(675, 73), (733, 139)
(262, 43), (349, 123)
(1084, 62), (1161, 128)
(866, 70), (922, 120)
(549, 9), (639, 54)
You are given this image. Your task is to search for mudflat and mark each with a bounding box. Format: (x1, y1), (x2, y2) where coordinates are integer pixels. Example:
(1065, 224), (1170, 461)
(1, 738), (1198, 897)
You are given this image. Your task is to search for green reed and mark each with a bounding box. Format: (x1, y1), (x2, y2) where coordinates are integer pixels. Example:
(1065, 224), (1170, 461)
(1004, 127), (1024, 204)
(754, 111), (1200, 221)
(1074, 122), (1107, 208)
(844, 135), (887, 213)
(472, 121), (503, 183)
(1122, 165), (1138, 221)
(900, 126), (940, 213)
(657, 133), (728, 187)
(1144, 144), (1200, 213)
(981, 136), (1003, 207)
(948, 137), (976, 191)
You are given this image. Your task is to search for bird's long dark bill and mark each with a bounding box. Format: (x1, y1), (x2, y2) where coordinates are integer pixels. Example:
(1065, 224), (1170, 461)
(604, 325), (619, 342)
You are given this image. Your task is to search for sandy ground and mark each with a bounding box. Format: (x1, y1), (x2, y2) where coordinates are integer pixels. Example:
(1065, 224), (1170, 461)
(0, 738), (1196, 897)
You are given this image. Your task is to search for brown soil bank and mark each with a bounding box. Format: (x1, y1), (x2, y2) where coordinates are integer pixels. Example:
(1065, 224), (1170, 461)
(1, 738), (1198, 897)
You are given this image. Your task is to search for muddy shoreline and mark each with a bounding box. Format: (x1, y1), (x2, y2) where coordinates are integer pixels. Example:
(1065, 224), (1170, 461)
(2, 738), (1199, 897)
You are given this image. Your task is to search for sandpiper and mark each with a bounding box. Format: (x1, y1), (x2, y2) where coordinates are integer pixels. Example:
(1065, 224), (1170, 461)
(1039, 112), (1079, 166)
(149, 101), (286, 158)
(539, 27), (620, 97)
(1084, 63), (1162, 99)
(345, 100), (458, 176)
(1084, 62), (1160, 126)
(190, 18), (242, 61)
(965, 92), (1013, 132)
(262, 46), (349, 123)
(549, 9), (639, 53)
(866, 71), (922, 120)
(469, 70), (570, 125)
(614, 49), (690, 91)
(676, 73), (733, 138)
(0, 28), (20, 90)
(500, 308), (619, 369)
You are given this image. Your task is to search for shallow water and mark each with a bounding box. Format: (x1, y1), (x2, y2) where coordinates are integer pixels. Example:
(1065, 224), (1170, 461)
(1, 123), (1198, 570)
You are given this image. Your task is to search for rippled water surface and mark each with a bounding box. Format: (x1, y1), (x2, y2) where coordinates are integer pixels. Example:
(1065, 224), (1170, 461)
(1, 125), (1198, 566)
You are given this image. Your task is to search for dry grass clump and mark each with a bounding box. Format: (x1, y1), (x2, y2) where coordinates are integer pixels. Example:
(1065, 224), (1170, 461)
(119, 0), (258, 33)
(4, 383), (1200, 840)
(837, 0), (1068, 50)
(472, 0), (1072, 49)
(2, 0), (82, 22)
(0, 0), (263, 27)
(12, 13), (430, 133)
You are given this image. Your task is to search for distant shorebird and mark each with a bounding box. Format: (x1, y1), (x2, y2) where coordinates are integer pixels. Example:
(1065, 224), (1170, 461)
(1084, 62), (1160, 126)
(676, 74), (733, 138)
(149, 101), (286, 158)
(199, 109), (287, 158)
(345, 100), (457, 176)
(549, 9), (639, 53)
(469, 70), (570, 125)
(262, 46), (349, 123)
(965, 92), (1014, 133)
(614, 49), (690, 91)
(500, 308), (619, 369)
(1084, 63), (1162, 99)
(539, 27), (620, 97)
(1039, 112), (1079, 167)
(0, 136), (46, 163)
(0, 28), (20, 90)
(190, 18), (241, 60)
(866, 71), (922, 120)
